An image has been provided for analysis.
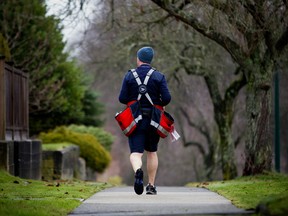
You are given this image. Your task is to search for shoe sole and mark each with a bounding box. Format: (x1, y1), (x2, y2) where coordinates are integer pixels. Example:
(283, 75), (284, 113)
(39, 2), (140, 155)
(146, 191), (157, 195)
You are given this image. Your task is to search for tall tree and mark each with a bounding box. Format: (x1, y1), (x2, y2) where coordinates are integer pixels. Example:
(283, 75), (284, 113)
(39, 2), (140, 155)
(151, 0), (288, 175)
(77, 0), (247, 180)
(0, 0), (104, 135)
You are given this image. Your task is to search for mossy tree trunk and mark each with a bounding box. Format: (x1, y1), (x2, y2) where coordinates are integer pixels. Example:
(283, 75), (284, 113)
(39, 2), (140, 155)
(205, 73), (246, 180)
(243, 56), (274, 175)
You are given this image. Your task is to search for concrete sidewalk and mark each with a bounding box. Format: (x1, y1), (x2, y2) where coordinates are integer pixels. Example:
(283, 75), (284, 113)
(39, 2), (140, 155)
(68, 186), (253, 216)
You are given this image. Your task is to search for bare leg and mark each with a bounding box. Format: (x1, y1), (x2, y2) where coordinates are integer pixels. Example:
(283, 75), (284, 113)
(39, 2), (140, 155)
(130, 152), (143, 172)
(146, 151), (158, 185)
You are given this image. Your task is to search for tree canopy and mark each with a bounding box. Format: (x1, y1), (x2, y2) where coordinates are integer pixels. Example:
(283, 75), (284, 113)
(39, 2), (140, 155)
(0, 0), (104, 135)
(150, 0), (288, 175)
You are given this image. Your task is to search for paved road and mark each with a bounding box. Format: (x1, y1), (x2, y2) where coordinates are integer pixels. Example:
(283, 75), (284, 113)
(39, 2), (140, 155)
(68, 186), (253, 216)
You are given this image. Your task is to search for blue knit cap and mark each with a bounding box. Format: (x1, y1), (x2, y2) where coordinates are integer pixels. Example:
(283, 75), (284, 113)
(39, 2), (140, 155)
(137, 46), (154, 64)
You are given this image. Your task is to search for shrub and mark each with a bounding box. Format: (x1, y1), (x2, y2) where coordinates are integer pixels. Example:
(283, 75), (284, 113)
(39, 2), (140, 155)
(39, 126), (111, 173)
(67, 124), (114, 151)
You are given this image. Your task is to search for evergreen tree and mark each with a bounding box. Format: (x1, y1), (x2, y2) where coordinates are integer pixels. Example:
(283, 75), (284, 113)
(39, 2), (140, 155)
(0, 0), (104, 135)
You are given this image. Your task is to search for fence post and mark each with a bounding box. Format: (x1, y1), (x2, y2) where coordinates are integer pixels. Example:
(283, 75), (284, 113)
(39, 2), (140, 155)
(274, 70), (280, 172)
(0, 57), (5, 140)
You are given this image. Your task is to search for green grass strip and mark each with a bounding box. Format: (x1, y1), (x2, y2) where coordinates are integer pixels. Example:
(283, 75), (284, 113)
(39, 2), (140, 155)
(0, 170), (110, 216)
(187, 172), (288, 215)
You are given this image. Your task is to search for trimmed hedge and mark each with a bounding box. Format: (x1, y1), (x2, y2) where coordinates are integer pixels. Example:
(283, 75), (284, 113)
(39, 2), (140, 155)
(39, 126), (111, 173)
(67, 124), (114, 151)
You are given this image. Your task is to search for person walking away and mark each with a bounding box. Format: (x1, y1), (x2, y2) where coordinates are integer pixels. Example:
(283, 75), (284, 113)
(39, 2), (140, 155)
(118, 46), (171, 195)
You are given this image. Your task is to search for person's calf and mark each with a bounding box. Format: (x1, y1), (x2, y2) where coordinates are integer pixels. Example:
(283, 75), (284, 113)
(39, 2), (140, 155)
(130, 152), (143, 172)
(146, 151), (158, 185)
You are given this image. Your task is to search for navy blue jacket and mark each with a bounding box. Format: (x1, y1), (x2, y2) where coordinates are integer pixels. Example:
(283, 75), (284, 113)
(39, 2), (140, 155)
(119, 64), (171, 108)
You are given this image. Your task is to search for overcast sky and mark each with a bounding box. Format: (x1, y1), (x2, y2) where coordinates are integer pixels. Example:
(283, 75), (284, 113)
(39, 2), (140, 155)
(45, 0), (96, 49)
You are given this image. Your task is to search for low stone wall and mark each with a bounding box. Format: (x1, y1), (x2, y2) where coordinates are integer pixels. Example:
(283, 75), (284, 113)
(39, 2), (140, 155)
(1, 141), (95, 181)
(42, 145), (80, 180)
(86, 166), (97, 181)
(15, 140), (42, 180)
(0, 141), (15, 175)
(0, 140), (42, 180)
(75, 157), (86, 181)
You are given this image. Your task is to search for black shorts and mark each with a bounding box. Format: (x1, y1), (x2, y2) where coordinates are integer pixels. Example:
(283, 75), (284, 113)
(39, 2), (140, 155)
(128, 115), (160, 153)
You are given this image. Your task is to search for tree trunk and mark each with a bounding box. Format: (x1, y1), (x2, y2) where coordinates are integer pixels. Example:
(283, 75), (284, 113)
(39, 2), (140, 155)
(243, 59), (274, 175)
(218, 115), (238, 180)
(204, 142), (217, 180)
(204, 75), (238, 180)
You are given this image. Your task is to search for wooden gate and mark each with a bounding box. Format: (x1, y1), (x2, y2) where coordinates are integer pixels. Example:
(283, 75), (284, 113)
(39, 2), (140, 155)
(0, 57), (29, 141)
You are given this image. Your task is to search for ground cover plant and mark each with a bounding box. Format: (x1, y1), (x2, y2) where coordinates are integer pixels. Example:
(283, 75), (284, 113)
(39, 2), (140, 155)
(187, 172), (288, 215)
(0, 170), (110, 216)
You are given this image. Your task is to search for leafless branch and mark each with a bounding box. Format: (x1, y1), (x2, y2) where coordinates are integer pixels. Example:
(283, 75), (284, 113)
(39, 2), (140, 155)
(203, 74), (223, 109)
(184, 141), (206, 156)
(179, 106), (212, 146)
(151, 0), (247, 63)
(224, 69), (247, 102)
(206, 0), (249, 35)
(275, 26), (288, 54)
(241, 0), (265, 28)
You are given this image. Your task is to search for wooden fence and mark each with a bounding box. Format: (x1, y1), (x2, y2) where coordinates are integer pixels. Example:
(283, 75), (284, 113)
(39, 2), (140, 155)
(0, 58), (29, 141)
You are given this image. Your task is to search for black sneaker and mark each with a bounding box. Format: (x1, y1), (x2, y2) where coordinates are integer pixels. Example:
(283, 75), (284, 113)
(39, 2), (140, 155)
(146, 183), (157, 195)
(134, 168), (144, 195)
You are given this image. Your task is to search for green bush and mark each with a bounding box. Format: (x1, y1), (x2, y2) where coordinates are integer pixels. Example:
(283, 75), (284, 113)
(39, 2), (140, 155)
(67, 124), (114, 151)
(39, 126), (111, 173)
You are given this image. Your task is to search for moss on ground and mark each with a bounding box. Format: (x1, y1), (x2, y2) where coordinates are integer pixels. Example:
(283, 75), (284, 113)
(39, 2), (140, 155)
(0, 169), (110, 216)
(187, 172), (288, 215)
(42, 143), (73, 151)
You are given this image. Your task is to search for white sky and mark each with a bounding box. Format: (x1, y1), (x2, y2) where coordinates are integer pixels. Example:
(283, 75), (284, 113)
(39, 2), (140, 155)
(45, 0), (97, 49)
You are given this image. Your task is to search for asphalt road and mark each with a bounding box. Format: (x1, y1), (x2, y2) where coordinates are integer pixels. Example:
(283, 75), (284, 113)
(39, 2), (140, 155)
(68, 186), (253, 216)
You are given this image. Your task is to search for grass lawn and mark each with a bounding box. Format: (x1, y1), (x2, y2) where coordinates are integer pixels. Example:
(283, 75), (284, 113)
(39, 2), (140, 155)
(0, 169), (110, 216)
(187, 172), (288, 215)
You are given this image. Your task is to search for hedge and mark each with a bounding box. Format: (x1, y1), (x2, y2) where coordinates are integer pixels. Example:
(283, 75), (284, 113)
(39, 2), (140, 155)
(67, 124), (114, 151)
(39, 126), (111, 173)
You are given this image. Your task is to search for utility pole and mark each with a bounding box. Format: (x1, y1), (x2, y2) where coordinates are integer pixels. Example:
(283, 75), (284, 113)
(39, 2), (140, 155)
(274, 70), (280, 172)
(0, 57), (5, 140)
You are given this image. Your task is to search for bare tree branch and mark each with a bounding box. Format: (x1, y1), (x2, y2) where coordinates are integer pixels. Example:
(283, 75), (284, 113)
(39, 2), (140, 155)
(203, 74), (223, 109)
(179, 106), (212, 146)
(275, 26), (288, 54)
(151, 0), (247, 63)
(206, 0), (249, 35)
(241, 0), (265, 28)
(184, 141), (206, 156)
(224, 69), (247, 102)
